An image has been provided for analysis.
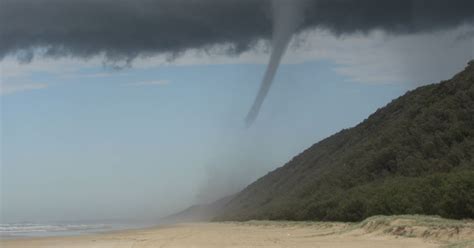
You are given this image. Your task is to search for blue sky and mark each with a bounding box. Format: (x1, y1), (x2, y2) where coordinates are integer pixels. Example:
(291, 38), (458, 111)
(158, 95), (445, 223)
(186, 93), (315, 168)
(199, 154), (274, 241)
(1, 27), (472, 223)
(1, 59), (411, 223)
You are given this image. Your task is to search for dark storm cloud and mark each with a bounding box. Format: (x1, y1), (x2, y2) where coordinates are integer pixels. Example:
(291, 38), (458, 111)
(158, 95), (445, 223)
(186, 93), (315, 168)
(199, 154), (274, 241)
(304, 0), (474, 35)
(1, 0), (473, 62)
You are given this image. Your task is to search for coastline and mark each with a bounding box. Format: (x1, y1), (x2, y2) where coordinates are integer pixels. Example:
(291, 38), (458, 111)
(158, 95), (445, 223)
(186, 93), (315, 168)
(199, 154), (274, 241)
(3, 216), (472, 248)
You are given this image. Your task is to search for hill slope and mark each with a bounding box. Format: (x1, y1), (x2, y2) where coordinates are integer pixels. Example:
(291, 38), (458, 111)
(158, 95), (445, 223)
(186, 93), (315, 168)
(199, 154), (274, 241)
(217, 61), (474, 222)
(161, 195), (234, 223)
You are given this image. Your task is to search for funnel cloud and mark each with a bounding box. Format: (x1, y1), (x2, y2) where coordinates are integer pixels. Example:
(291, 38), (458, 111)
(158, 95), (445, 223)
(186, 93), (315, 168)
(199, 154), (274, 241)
(246, 0), (305, 125)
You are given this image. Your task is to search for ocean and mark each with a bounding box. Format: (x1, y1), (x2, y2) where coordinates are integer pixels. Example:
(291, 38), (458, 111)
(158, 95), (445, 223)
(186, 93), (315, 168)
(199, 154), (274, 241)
(0, 221), (148, 239)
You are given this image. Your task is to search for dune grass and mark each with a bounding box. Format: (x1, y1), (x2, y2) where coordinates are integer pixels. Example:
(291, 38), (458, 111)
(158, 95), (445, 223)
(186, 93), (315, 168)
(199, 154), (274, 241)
(227, 215), (473, 246)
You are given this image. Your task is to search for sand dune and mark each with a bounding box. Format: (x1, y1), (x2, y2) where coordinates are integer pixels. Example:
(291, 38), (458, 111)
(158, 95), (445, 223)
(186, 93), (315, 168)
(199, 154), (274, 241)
(2, 216), (473, 248)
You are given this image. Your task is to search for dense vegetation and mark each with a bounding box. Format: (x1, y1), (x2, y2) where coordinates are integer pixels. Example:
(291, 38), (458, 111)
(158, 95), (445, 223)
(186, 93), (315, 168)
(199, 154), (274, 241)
(216, 61), (474, 222)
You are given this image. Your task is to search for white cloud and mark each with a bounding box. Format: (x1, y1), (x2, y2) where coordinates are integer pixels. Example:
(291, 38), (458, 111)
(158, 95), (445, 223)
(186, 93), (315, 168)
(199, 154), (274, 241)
(132, 25), (474, 85)
(0, 57), (93, 78)
(125, 80), (170, 87)
(0, 82), (49, 95)
(284, 25), (474, 85)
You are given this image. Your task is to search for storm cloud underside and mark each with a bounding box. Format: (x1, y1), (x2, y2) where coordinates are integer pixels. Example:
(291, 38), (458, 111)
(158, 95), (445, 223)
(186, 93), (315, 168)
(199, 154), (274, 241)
(1, 0), (473, 61)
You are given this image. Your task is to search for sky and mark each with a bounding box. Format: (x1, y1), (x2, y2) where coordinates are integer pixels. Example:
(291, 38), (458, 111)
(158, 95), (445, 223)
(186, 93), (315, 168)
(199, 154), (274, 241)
(1, 0), (474, 224)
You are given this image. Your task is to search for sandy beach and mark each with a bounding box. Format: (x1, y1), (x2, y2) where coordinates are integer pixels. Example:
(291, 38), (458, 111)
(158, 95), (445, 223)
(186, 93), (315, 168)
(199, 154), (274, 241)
(3, 217), (473, 248)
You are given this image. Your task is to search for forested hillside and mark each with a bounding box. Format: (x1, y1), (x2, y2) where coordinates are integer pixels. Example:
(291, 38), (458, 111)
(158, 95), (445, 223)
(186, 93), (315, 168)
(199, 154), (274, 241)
(217, 61), (474, 222)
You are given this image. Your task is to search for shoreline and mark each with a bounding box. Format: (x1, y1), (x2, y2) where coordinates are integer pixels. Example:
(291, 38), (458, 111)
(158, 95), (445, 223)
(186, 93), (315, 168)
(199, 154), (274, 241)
(2, 216), (473, 248)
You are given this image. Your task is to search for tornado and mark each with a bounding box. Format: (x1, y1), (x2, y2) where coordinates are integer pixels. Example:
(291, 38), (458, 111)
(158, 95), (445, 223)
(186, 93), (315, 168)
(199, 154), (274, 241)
(245, 0), (305, 126)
